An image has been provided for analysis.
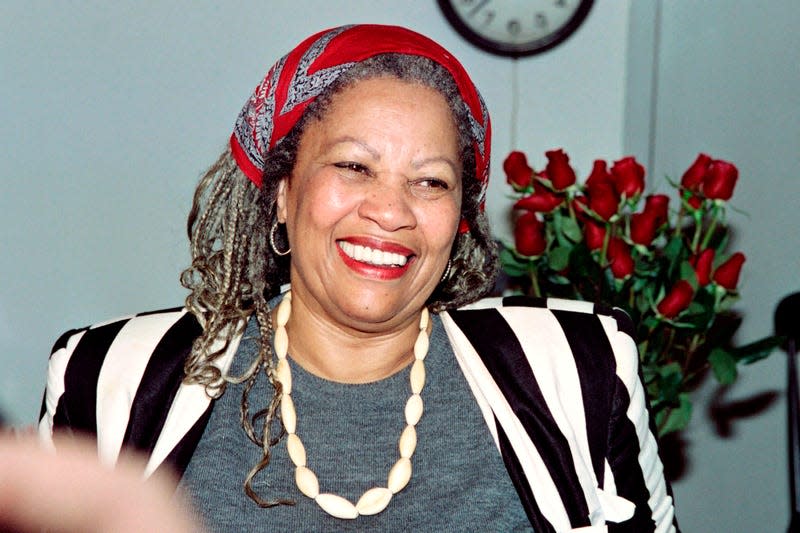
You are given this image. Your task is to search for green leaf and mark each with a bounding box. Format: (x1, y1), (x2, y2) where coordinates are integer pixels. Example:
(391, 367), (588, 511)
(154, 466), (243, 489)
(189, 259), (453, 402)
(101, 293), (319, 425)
(680, 261), (699, 290)
(654, 362), (684, 404)
(548, 245), (571, 271)
(658, 392), (693, 436)
(732, 335), (784, 365)
(561, 216), (583, 243)
(709, 347), (738, 385)
(548, 274), (572, 285)
(499, 248), (529, 277)
(663, 236), (685, 263)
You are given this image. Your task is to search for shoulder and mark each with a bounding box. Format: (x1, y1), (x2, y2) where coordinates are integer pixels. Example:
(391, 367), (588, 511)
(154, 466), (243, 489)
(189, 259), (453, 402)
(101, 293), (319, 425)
(49, 307), (200, 358)
(449, 295), (635, 341)
(442, 295), (640, 390)
(41, 307), (203, 438)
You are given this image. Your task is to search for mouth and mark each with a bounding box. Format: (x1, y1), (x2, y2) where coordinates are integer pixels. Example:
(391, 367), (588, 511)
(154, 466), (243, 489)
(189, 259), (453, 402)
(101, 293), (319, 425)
(337, 241), (411, 267)
(335, 239), (415, 281)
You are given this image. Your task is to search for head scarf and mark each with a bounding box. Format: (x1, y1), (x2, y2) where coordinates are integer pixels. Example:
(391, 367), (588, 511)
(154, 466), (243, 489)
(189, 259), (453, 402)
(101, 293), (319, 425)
(230, 24), (491, 232)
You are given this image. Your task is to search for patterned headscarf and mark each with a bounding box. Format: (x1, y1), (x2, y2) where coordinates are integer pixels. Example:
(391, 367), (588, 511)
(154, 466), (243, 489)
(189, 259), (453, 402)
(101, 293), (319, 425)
(230, 24), (491, 231)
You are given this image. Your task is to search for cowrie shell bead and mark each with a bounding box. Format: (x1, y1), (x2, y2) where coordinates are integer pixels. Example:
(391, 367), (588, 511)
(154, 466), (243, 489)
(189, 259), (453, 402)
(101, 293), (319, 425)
(355, 487), (393, 516)
(413, 330), (429, 360)
(399, 425), (417, 458)
(275, 359), (292, 394)
(405, 394), (423, 426)
(410, 360), (425, 394)
(286, 433), (306, 466)
(419, 307), (429, 330)
(387, 458), (412, 493)
(316, 493), (358, 520)
(295, 466), (319, 498)
(276, 298), (291, 327)
(274, 326), (289, 359)
(281, 394), (297, 434)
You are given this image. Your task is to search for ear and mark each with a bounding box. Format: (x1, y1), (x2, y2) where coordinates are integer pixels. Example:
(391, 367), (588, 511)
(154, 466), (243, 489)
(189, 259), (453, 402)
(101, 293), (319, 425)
(276, 178), (289, 223)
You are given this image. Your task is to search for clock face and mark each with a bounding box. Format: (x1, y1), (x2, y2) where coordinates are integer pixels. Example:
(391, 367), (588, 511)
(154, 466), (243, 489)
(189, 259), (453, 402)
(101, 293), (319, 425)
(438, 0), (594, 57)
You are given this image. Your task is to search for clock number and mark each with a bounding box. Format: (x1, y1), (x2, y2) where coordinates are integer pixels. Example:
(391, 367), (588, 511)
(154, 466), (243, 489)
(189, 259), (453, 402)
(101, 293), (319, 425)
(481, 10), (495, 26)
(554, 0), (567, 7)
(464, 0), (490, 17)
(535, 12), (548, 29)
(507, 18), (521, 36)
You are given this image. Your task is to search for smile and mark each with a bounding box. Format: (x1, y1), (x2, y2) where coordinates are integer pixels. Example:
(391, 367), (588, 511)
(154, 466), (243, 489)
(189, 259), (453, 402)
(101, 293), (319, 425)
(337, 241), (410, 267)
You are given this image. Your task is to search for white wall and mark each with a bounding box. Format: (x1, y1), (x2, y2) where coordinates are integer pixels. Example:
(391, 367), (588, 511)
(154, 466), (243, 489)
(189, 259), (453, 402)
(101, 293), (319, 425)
(0, 1), (631, 422)
(641, 2), (800, 531)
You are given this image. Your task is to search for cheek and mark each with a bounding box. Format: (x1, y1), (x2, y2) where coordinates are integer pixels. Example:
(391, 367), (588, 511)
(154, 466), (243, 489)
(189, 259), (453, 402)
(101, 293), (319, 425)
(418, 200), (461, 250)
(291, 178), (358, 227)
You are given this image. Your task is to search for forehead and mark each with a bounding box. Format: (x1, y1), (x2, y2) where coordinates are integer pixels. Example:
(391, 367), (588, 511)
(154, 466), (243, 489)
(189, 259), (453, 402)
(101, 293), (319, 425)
(301, 77), (460, 148)
(319, 76), (454, 120)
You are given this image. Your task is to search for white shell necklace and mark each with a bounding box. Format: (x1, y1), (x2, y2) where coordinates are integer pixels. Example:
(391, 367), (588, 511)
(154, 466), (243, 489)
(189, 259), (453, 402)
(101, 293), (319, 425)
(272, 291), (429, 519)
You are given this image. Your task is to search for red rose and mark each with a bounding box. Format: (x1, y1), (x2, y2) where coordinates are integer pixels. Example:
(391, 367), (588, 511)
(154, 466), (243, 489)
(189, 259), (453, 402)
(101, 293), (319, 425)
(702, 159), (738, 201)
(686, 193), (704, 210)
(713, 252), (745, 290)
(544, 149), (576, 190)
(585, 159), (612, 190)
(691, 248), (715, 286)
(583, 220), (606, 250)
(514, 188), (564, 213)
(572, 196), (586, 218)
(587, 182), (620, 221)
(681, 153), (712, 191)
(610, 156), (645, 198)
(644, 194), (670, 227)
(514, 211), (547, 257)
(607, 238), (634, 279)
(657, 280), (695, 318)
(503, 151), (534, 190)
(630, 211), (659, 246)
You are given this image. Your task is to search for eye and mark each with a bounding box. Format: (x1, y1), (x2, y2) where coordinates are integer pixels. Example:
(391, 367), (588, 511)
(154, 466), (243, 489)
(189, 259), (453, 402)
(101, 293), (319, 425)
(333, 161), (371, 175)
(415, 178), (450, 190)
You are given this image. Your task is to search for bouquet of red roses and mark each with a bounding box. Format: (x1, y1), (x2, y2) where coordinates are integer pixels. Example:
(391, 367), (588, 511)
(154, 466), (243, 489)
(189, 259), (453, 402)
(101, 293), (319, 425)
(501, 149), (778, 435)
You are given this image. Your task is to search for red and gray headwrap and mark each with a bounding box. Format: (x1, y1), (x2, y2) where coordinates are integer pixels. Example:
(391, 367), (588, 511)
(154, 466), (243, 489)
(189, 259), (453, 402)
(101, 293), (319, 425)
(230, 24), (491, 232)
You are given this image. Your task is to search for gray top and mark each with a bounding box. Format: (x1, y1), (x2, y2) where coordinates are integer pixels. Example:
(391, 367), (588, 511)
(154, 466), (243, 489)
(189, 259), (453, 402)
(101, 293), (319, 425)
(182, 306), (532, 532)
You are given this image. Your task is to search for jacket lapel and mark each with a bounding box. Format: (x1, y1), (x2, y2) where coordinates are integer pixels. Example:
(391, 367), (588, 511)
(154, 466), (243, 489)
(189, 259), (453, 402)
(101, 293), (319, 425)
(144, 320), (244, 476)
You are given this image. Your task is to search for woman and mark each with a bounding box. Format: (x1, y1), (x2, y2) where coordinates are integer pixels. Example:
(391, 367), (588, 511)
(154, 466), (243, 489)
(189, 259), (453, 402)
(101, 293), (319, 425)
(39, 25), (677, 531)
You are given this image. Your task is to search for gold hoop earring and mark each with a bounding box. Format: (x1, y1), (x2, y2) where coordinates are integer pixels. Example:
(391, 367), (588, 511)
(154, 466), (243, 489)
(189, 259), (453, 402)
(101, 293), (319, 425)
(270, 221), (291, 256)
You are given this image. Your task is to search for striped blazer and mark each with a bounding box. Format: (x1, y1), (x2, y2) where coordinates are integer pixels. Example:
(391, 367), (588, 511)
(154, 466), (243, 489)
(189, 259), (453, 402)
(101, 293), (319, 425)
(39, 295), (677, 532)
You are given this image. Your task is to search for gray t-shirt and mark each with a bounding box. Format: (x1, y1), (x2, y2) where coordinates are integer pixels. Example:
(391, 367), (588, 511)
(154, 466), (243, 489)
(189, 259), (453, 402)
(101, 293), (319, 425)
(182, 309), (532, 532)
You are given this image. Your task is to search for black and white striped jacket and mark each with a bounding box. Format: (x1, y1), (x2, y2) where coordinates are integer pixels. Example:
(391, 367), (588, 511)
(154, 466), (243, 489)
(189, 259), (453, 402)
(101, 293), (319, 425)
(39, 295), (678, 532)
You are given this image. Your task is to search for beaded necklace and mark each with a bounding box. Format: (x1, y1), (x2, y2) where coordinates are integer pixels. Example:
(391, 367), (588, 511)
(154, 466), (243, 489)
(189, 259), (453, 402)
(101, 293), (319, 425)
(272, 291), (429, 519)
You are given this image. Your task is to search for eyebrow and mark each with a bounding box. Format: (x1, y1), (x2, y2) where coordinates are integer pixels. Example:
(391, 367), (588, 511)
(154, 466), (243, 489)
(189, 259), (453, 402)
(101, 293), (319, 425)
(327, 136), (459, 174)
(326, 136), (380, 160)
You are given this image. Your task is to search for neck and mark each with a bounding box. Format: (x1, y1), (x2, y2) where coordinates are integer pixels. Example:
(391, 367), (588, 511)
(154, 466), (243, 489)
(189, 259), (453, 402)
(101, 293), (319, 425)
(274, 291), (424, 383)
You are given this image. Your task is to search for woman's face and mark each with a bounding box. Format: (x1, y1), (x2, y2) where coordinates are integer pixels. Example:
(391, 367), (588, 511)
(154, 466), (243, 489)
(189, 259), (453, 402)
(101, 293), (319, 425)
(276, 76), (462, 331)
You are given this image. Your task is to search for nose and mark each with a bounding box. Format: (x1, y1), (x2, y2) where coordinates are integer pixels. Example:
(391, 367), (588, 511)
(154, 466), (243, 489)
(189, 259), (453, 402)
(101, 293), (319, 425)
(357, 181), (416, 232)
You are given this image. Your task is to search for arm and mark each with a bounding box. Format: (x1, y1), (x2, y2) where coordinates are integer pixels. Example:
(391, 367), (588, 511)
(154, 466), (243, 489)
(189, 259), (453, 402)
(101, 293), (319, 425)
(38, 327), (88, 447)
(604, 316), (678, 532)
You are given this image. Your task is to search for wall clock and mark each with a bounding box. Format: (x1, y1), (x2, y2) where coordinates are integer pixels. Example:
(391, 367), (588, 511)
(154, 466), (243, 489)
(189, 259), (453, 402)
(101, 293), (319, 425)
(438, 0), (594, 57)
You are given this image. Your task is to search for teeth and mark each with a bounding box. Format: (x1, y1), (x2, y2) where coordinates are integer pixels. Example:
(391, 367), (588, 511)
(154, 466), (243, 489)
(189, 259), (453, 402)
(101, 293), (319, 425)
(339, 241), (408, 267)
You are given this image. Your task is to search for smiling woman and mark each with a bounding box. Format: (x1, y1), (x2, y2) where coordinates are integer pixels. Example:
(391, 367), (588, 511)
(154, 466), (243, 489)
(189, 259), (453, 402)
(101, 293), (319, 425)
(277, 78), (462, 341)
(38, 24), (678, 531)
